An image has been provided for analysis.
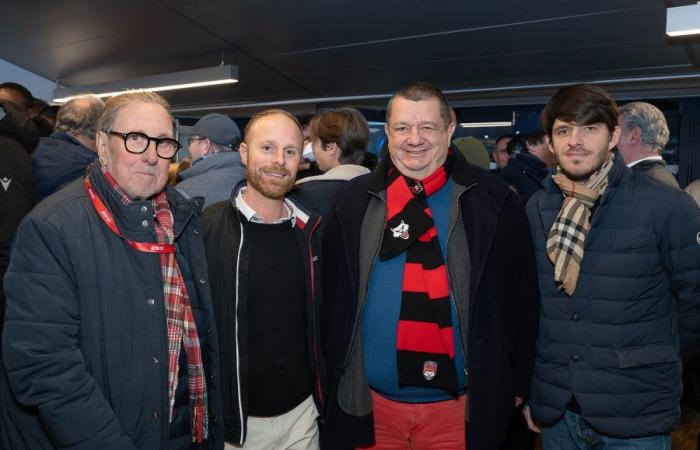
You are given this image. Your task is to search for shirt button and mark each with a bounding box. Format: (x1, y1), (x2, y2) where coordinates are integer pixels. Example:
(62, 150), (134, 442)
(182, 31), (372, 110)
(140, 206), (148, 213)
(193, 229), (200, 235)
(147, 298), (155, 306)
(572, 314), (579, 321)
(152, 410), (159, 419)
(152, 356), (159, 364)
(199, 278), (206, 285)
(571, 354), (579, 362)
(141, 220), (149, 228)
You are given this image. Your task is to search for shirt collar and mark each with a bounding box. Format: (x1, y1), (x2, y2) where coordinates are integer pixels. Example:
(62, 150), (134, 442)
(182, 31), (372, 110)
(627, 155), (663, 168)
(235, 186), (295, 226)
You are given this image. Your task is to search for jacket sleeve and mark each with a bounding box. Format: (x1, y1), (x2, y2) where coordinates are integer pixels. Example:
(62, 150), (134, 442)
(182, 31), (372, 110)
(661, 191), (700, 361)
(501, 190), (540, 398)
(2, 217), (137, 450)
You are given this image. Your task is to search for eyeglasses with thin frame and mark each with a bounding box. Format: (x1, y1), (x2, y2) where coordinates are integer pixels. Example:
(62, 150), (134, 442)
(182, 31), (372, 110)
(188, 135), (208, 145)
(108, 131), (182, 159)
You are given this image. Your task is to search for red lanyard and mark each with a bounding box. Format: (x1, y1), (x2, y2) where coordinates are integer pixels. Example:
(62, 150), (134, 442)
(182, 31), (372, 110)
(85, 177), (175, 254)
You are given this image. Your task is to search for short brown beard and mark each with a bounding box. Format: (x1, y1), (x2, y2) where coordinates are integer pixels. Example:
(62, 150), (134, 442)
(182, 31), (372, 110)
(246, 164), (294, 199)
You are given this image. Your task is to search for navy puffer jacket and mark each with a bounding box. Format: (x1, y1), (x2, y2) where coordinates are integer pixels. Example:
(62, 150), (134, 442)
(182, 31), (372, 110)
(526, 157), (700, 437)
(1, 164), (224, 450)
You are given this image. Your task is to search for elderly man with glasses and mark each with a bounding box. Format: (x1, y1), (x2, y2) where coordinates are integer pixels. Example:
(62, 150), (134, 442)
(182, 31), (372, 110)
(0, 91), (224, 450)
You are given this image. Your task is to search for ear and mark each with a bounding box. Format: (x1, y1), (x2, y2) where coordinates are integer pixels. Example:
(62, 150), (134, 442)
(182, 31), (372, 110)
(609, 125), (621, 151)
(447, 120), (456, 141)
(629, 126), (642, 144)
(546, 135), (555, 155)
(326, 142), (339, 155)
(96, 131), (110, 166)
(239, 142), (249, 166)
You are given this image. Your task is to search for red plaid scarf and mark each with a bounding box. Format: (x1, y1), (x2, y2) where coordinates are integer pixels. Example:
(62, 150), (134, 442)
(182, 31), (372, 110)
(379, 155), (458, 392)
(102, 169), (209, 442)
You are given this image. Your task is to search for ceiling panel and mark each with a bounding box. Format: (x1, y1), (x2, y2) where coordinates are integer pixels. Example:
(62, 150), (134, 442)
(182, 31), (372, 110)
(0, 0), (697, 114)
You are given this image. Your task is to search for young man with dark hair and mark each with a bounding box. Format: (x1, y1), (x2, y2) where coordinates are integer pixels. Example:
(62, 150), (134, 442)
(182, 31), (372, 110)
(523, 83), (700, 449)
(321, 81), (539, 450)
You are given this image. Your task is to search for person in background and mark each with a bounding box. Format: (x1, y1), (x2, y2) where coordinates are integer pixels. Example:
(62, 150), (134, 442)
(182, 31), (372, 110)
(616, 101), (679, 188)
(176, 113), (244, 209)
(0, 99), (39, 356)
(294, 107), (370, 217)
(499, 131), (556, 205)
(492, 132), (514, 172)
(31, 94), (105, 201)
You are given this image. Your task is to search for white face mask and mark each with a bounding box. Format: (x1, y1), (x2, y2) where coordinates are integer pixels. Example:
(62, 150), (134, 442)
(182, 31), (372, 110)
(302, 141), (315, 162)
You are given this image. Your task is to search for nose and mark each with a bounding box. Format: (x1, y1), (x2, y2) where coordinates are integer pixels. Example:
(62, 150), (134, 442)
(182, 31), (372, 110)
(271, 148), (285, 166)
(568, 128), (582, 147)
(407, 126), (421, 145)
(141, 141), (159, 165)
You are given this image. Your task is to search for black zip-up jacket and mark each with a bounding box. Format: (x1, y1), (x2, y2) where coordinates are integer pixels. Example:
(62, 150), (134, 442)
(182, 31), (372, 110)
(320, 152), (540, 450)
(201, 195), (325, 446)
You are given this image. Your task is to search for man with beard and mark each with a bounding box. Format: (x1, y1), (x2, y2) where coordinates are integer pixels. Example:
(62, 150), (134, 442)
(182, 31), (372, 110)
(523, 84), (700, 449)
(1, 91), (223, 450)
(201, 109), (324, 450)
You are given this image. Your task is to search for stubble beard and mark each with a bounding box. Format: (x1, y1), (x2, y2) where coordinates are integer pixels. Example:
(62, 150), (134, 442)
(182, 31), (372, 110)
(246, 164), (294, 199)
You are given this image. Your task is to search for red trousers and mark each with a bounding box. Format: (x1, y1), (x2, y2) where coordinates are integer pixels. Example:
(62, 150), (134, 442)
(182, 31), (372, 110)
(357, 390), (467, 450)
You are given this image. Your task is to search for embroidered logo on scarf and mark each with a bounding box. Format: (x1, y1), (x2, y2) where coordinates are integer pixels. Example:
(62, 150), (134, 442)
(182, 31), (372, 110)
(423, 361), (438, 380)
(390, 220), (410, 240)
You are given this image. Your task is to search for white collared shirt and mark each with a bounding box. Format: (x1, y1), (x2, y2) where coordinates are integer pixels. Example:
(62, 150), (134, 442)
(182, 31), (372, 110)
(627, 155), (663, 168)
(235, 186), (295, 226)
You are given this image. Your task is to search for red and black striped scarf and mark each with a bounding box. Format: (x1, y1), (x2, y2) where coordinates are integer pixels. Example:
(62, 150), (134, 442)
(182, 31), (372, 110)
(379, 156), (458, 392)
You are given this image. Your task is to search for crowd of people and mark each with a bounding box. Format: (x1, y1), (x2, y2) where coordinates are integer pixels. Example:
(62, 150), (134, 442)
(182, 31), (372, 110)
(0, 79), (698, 450)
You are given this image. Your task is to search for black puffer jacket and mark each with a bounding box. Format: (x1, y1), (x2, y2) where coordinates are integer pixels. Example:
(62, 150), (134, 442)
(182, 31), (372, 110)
(1, 164), (224, 450)
(0, 100), (37, 348)
(526, 157), (700, 437)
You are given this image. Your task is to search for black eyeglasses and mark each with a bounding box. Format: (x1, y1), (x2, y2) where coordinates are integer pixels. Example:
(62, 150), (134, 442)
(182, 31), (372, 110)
(108, 131), (182, 159)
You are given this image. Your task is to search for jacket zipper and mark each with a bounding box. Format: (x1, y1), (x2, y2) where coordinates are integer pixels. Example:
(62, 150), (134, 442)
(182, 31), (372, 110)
(307, 216), (325, 408)
(341, 191), (385, 373)
(234, 221), (245, 444)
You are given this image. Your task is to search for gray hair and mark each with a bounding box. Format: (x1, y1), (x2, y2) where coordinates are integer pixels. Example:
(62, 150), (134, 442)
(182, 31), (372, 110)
(55, 95), (105, 140)
(619, 102), (669, 151)
(97, 91), (174, 135)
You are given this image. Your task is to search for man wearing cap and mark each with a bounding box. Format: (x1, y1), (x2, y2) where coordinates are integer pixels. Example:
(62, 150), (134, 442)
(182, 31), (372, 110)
(177, 113), (245, 209)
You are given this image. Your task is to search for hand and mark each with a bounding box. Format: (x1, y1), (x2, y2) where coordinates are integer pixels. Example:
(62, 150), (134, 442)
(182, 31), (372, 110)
(515, 396), (524, 408)
(522, 405), (541, 433)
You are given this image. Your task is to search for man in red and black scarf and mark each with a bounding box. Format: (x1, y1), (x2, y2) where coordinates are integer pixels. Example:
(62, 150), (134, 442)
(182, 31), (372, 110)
(321, 81), (540, 450)
(1, 91), (224, 450)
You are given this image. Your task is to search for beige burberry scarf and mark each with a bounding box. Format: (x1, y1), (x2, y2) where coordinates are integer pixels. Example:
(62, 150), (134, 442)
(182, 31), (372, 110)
(547, 157), (614, 295)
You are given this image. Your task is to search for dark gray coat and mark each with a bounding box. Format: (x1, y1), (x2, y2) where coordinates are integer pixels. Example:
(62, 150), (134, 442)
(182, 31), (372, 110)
(526, 157), (700, 437)
(1, 164), (224, 450)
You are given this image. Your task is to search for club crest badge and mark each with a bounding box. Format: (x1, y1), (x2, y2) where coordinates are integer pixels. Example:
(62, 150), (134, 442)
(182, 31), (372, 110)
(423, 360), (438, 381)
(390, 220), (410, 240)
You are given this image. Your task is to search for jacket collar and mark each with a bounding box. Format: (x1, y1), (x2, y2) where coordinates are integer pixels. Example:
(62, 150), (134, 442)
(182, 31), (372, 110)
(86, 162), (199, 240)
(294, 164), (370, 185)
(368, 145), (478, 194)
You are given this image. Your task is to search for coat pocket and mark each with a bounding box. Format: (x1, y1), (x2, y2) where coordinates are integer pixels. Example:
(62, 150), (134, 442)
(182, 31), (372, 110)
(615, 344), (679, 369)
